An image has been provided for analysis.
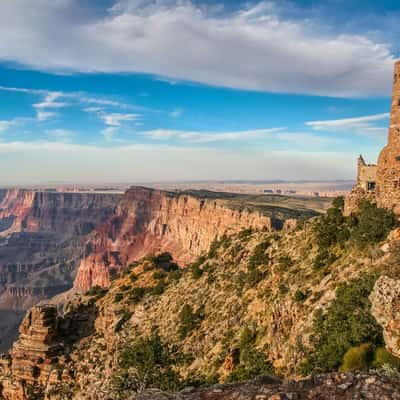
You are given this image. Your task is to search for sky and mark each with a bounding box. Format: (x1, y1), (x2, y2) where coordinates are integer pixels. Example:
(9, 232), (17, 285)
(0, 0), (399, 185)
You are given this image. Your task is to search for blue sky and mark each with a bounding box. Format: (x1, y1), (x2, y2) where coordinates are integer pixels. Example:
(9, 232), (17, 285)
(0, 0), (398, 184)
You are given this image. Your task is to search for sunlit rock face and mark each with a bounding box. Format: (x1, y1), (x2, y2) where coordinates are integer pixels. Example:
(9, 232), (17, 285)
(370, 275), (400, 358)
(74, 186), (272, 291)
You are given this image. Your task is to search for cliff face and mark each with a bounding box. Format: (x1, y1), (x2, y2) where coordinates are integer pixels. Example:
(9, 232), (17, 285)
(370, 275), (400, 358)
(74, 187), (272, 291)
(0, 189), (121, 236)
(0, 189), (121, 351)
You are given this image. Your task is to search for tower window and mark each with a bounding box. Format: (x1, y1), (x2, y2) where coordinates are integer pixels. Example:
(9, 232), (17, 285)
(367, 181), (376, 191)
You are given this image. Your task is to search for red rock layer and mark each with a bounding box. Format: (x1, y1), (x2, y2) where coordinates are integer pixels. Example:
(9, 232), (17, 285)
(74, 187), (272, 291)
(0, 189), (121, 236)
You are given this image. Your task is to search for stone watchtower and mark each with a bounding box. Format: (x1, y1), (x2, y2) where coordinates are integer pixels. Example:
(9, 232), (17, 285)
(376, 61), (400, 213)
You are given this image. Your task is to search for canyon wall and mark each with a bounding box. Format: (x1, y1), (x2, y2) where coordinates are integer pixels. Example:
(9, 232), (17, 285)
(0, 189), (121, 236)
(74, 186), (272, 291)
(0, 189), (121, 350)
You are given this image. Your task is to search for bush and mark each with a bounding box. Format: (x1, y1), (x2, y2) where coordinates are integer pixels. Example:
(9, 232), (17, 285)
(178, 304), (204, 339)
(314, 199), (395, 252)
(313, 250), (337, 270)
(227, 326), (274, 383)
(130, 273), (138, 283)
(114, 292), (124, 303)
(86, 285), (108, 299)
(153, 271), (166, 280)
(111, 334), (182, 396)
(294, 290), (309, 303)
(340, 343), (374, 372)
(307, 274), (383, 373)
(373, 347), (400, 370)
(238, 228), (253, 240)
(248, 240), (270, 269)
(129, 287), (146, 304)
(352, 201), (395, 249)
(191, 264), (203, 280)
(151, 281), (166, 296)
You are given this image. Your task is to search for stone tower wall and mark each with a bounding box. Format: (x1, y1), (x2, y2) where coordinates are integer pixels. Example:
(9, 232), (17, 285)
(376, 61), (400, 213)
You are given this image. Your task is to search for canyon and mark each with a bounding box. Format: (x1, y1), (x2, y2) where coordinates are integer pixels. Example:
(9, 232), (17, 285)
(0, 186), (315, 351)
(74, 186), (273, 291)
(0, 189), (121, 350)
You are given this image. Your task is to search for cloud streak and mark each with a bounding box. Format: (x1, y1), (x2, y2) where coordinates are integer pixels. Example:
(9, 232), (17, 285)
(0, 0), (396, 97)
(307, 113), (390, 137)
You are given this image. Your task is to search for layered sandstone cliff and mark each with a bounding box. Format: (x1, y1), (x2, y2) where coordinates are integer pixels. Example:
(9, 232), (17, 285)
(0, 189), (121, 236)
(74, 186), (272, 291)
(0, 189), (121, 350)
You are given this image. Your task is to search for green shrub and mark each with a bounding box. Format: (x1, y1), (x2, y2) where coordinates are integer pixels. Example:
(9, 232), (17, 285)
(191, 264), (203, 280)
(238, 228), (253, 240)
(168, 269), (182, 281)
(340, 343), (374, 372)
(227, 326), (274, 383)
(278, 282), (289, 295)
(86, 285), (108, 299)
(248, 240), (270, 269)
(373, 347), (400, 370)
(151, 281), (166, 296)
(130, 273), (138, 283)
(352, 201), (395, 249)
(178, 304), (203, 339)
(153, 271), (166, 280)
(129, 287), (146, 304)
(111, 334), (183, 396)
(245, 267), (265, 286)
(294, 290), (309, 303)
(307, 274), (383, 373)
(313, 250), (337, 270)
(114, 292), (124, 303)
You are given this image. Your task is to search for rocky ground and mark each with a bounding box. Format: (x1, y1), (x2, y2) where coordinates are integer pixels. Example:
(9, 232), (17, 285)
(137, 373), (400, 400)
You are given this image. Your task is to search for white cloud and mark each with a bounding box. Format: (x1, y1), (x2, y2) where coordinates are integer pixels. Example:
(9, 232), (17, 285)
(100, 113), (140, 127)
(307, 113), (390, 137)
(0, 0), (396, 97)
(36, 110), (57, 122)
(0, 120), (14, 133)
(144, 128), (284, 143)
(33, 92), (67, 109)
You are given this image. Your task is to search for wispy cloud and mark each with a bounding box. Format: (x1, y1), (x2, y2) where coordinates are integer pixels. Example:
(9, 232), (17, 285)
(306, 113), (390, 137)
(143, 128), (284, 143)
(100, 113), (140, 127)
(0, 120), (14, 133)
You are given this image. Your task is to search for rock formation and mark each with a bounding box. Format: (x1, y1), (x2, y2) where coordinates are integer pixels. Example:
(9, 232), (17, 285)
(0, 189), (121, 351)
(370, 275), (400, 358)
(74, 186), (272, 291)
(0, 189), (121, 237)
